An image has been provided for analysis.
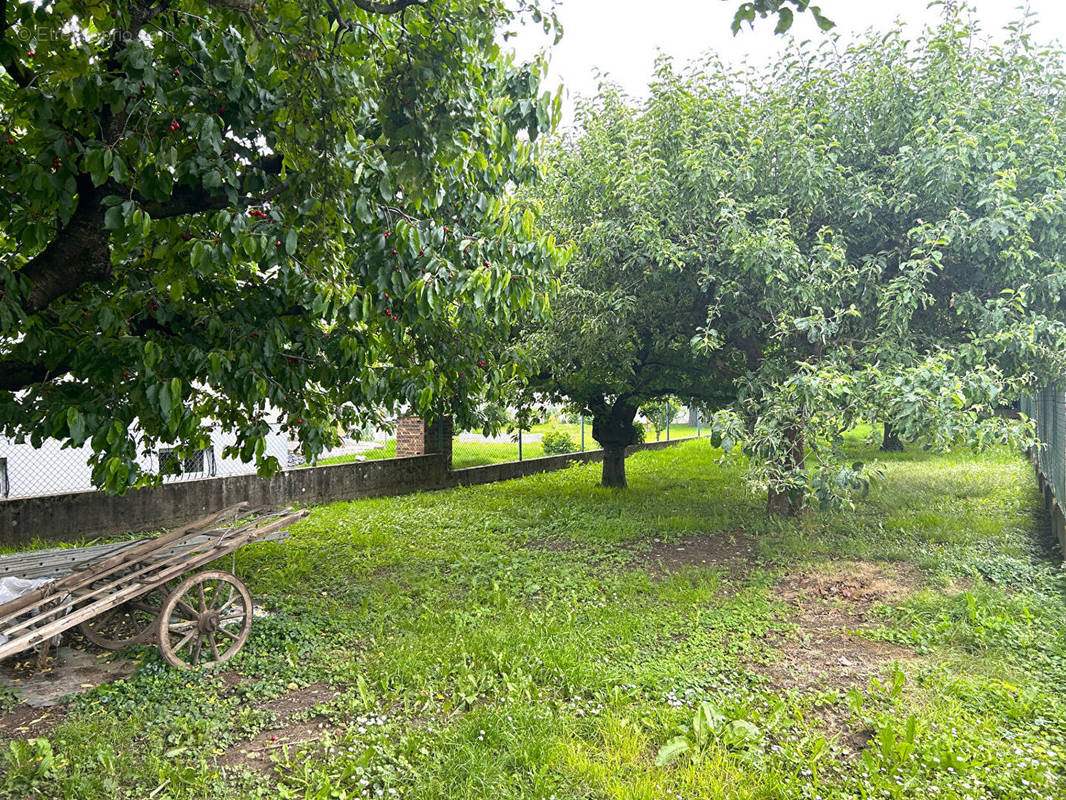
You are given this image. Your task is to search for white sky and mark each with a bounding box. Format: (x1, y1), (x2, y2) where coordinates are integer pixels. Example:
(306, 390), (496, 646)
(509, 1), (1066, 122)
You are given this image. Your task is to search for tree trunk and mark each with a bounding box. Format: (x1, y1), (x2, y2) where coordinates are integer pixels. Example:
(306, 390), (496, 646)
(881, 422), (904, 452)
(591, 398), (639, 489)
(688, 406), (698, 427)
(766, 486), (802, 517)
(766, 424), (805, 517)
(602, 445), (628, 488)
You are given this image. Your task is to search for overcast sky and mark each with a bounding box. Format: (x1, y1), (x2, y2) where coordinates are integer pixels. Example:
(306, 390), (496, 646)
(509, 1), (1066, 122)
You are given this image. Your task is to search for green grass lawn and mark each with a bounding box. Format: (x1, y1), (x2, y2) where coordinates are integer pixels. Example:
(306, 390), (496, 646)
(529, 421), (703, 443)
(3, 438), (1065, 799)
(314, 438), (553, 469)
(317, 426), (704, 470)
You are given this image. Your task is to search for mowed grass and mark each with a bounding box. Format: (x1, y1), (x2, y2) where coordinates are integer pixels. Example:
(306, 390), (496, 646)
(315, 438), (555, 468)
(3, 436), (1065, 799)
(316, 425), (704, 469)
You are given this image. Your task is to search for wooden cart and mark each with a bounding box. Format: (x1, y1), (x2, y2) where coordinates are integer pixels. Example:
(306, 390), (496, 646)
(0, 503), (307, 669)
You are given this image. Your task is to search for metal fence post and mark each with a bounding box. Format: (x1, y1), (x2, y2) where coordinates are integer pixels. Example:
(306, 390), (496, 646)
(665, 409), (670, 441)
(697, 408), (701, 438)
(580, 415), (585, 452)
(518, 428), (523, 462)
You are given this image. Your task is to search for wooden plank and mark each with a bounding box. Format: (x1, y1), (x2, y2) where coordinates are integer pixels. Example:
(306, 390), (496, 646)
(0, 528), (290, 581)
(0, 511), (273, 630)
(0, 541), (142, 579)
(0, 511), (306, 661)
(0, 504), (248, 622)
(0, 512), (304, 660)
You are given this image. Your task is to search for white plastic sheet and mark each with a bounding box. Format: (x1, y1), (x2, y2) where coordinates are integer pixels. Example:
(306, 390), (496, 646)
(0, 576), (54, 645)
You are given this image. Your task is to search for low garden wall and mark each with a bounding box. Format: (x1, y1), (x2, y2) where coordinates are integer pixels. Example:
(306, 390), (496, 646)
(0, 437), (697, 546)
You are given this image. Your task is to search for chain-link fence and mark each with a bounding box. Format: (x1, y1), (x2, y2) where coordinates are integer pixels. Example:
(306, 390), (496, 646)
(0, 429), (291, 500)
(1021, 387), (1066, 505)
(450, 408), (706, 469)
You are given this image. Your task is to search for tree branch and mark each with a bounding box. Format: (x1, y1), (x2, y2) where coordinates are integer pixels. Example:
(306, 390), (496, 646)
(203, 0), (256, 10)
(19, 175), (110, 313)
(131, 156), (285, 218)
(0, 358), (69, 392)
(0, 1), (35, 88)
(352, 0), (426, 15)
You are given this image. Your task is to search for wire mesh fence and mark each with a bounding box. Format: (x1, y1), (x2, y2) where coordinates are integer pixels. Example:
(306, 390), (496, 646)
(0, 430), (291, 501)
(0, 407), (709, 501)
(450, 408), (706, 469)
(1021, 386), (1066, 505)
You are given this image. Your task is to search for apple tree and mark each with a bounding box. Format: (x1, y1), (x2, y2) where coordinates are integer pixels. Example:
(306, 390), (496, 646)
(0, 0), (564, 491)
(533, 7), (1066, 511)
(526, 81), (741, 488)
(697, 9), (1066, 514)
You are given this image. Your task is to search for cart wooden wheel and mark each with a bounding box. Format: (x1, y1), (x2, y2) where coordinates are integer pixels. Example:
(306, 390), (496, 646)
(78, 586), (168, 650)
(157, 570), (253, 669)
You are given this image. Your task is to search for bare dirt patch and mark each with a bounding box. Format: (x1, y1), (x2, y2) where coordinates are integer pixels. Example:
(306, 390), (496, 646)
(527, 537), (583, 554)
(219, 683), (342, 774)
(0, 703), (68, 740)
(754, 560), (921, 692)
(630, 530), (756, 578)
(758, 626), (913, 692)
(252, 682), (339, 715)
(776, 561), (924, 610)
(0, 646), (138, 709)
(216, 714), (340, 775)
(809, 704), (876, 757)
(215, 670), (249, 691)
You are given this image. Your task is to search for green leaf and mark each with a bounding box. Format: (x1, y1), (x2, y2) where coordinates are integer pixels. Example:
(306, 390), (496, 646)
(655, 736), (691, 767)
(811, 7), (835, 31)
(774, 7), (794, 34)
(67, 408), (85, 443)
(104, 205), (123, 230)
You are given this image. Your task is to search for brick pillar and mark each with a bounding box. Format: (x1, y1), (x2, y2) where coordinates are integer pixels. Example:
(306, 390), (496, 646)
(395, 416), (452, 467)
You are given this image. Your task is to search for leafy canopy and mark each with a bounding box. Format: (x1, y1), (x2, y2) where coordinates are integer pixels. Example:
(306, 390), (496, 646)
(708, 9), (1066, 507)
(526, 82), (736, 455)
(0, 0), (564, 491)
(533, 6), (1066, 508)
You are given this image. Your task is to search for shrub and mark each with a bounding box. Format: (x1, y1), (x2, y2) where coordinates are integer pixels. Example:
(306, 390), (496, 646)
(542, 430), (577, 455)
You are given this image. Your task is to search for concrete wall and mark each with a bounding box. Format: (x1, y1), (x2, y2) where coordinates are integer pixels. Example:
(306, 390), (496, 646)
(0, 454), (449, 546)
(1030, 454), (1066, 559)
(0, 437), (698, 547)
